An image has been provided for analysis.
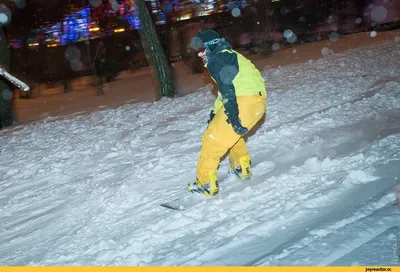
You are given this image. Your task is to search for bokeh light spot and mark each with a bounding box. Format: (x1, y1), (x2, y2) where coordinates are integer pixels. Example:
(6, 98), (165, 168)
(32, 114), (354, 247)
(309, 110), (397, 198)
(321, 47), (330, 56)
(2, 89), (13, 100)
(329, 32), (340, 42)
(89, 0), (102, 7)
(231, 8), (241, 17)
(14, 0), (26, 9)
(370, 5), (387, 22)
(70, 60), (83, 72)
(64, 46), (81, 62)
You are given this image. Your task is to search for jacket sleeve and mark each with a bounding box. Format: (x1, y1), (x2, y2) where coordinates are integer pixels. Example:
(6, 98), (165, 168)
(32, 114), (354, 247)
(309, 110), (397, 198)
(207, 51), (242, 126)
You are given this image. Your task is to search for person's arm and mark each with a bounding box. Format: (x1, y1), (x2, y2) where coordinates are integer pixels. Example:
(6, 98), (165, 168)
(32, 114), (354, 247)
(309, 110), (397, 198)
(207, 52), (248, 135)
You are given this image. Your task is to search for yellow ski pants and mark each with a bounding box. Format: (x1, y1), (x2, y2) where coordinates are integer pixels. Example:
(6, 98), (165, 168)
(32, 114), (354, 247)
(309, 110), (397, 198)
(196, 93), (266, 184)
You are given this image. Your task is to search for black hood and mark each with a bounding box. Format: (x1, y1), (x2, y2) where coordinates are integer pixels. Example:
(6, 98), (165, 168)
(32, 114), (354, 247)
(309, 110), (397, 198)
(207, 39), (233, 57)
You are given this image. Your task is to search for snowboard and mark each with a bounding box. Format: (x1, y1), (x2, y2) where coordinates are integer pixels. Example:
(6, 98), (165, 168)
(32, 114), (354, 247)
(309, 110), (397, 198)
(160, 161), (276, 211)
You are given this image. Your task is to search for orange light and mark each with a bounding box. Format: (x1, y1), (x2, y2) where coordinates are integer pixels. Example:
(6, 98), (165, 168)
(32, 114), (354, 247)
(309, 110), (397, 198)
(114, 28), (125, 33)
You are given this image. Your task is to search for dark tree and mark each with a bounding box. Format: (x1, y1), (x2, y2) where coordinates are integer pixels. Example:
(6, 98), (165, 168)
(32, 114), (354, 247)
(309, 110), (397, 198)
(136, 0), (176, 98)
(0, 24), (12, 128)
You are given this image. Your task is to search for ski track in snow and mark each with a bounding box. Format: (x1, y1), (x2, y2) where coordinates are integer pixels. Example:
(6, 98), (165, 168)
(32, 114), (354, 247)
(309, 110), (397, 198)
(0, 41), (400, 265)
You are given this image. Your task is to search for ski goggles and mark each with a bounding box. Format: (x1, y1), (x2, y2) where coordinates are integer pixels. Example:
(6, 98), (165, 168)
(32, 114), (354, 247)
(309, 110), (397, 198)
(196, 38), (223, 52)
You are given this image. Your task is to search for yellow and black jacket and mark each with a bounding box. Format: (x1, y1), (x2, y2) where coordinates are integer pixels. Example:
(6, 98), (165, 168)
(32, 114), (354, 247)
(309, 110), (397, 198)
(204, 40), (266, 127)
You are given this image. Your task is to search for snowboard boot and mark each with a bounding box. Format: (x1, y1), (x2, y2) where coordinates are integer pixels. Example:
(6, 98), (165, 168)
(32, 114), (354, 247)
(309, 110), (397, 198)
(187, 171), (219, 197)
(230, 155), (252, 180)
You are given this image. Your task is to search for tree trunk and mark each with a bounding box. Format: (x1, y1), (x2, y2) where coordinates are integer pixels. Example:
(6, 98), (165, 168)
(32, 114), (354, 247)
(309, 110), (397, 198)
(0, 27), (12, 129)
(136, 0), (176, 98)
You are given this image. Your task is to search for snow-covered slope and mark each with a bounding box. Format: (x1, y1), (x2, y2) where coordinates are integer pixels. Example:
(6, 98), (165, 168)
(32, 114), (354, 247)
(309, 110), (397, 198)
(1, 40), (400, 266)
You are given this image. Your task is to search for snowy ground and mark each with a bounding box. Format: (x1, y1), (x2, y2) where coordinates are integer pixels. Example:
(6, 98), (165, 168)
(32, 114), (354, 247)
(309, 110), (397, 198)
(1, 38), (400, 266)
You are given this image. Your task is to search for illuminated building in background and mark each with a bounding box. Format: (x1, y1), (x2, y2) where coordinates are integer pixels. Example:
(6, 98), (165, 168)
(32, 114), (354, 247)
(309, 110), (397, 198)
(8, 37), (23, 48)
(60, 6), (91, 45)
(10, 0), (249, 48)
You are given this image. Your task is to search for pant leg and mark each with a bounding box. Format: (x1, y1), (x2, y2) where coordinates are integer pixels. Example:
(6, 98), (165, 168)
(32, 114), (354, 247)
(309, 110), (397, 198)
(196, 109), (241, 184)
(229, 94), (266, 168)
(229, 138), (249, 169)
(196, 93), (266, 184)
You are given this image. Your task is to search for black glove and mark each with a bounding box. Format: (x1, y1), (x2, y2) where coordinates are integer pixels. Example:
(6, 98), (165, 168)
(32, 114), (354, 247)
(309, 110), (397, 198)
(226, 118), (248, 135)
(208, 110), (215, 124)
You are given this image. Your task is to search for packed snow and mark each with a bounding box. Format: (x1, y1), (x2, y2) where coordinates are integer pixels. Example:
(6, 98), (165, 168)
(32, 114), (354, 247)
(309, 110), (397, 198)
(1, 38), (400, 266)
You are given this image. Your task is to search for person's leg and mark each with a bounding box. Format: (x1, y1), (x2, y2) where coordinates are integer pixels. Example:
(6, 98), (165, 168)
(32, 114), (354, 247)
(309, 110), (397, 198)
(193, 109), (241, 196)
(229, 138), (248, 169)
(229, 138), (252, 180)
(229, 94), (266, 179)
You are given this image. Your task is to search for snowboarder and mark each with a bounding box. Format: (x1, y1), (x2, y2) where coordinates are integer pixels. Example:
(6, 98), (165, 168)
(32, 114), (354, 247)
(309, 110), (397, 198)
(187, 29), (267, 197)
